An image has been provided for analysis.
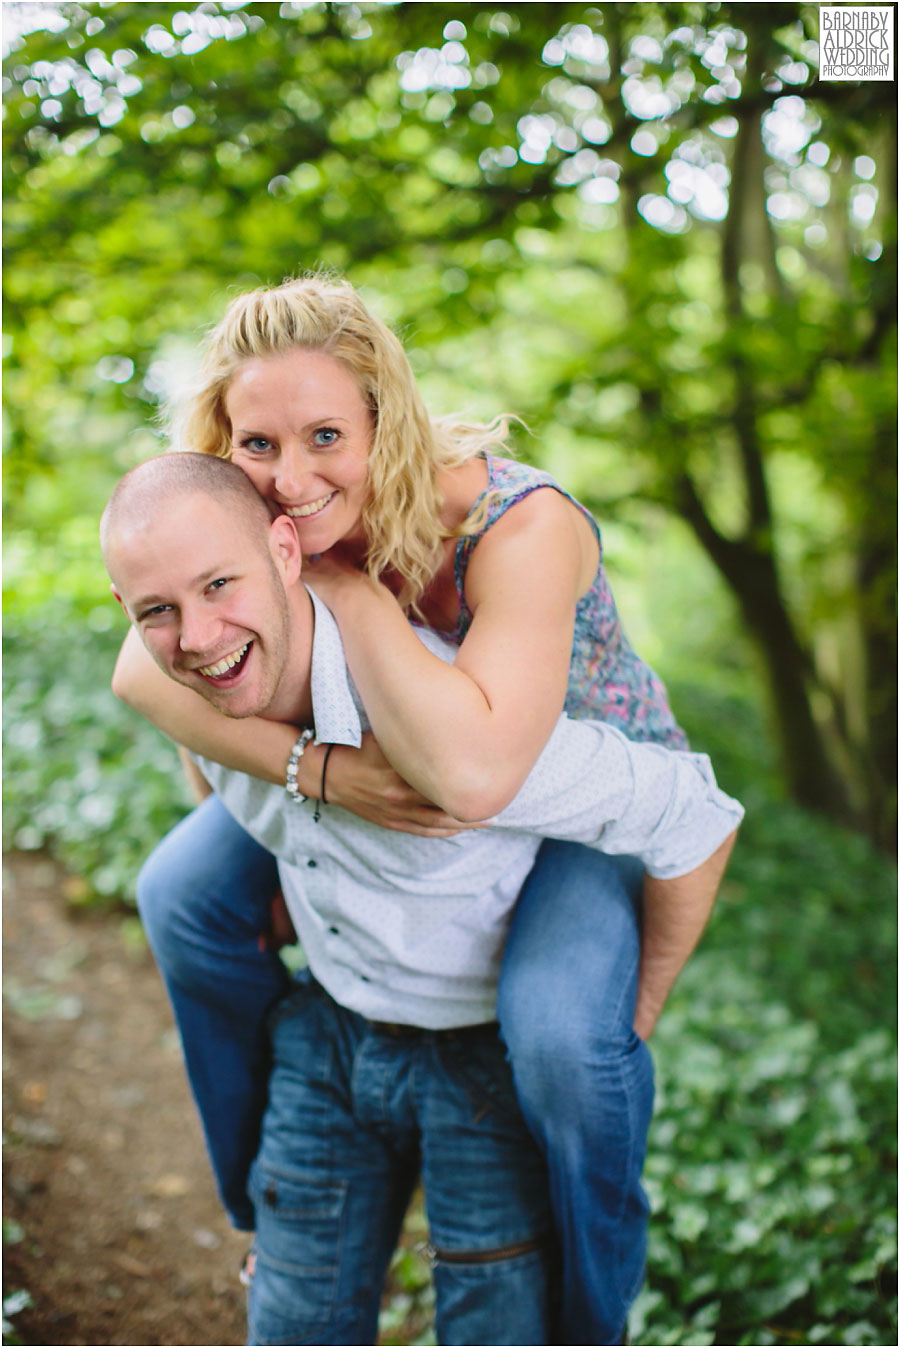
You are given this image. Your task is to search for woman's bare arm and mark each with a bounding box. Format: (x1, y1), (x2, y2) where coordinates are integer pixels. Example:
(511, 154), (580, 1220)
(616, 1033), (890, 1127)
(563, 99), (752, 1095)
(306, 490), (595, 821)
(112, 628), (472, 837)
(177, 746), (214, 803)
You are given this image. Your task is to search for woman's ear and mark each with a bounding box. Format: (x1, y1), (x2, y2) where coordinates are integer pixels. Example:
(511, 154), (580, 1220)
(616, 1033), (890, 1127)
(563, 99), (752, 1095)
(268, 513), (303, 583)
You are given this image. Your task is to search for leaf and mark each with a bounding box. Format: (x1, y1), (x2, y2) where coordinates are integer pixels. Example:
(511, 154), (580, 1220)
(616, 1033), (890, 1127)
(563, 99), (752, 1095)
(1, 1290), (33, 1317)
(2, 1220), (26, 1246)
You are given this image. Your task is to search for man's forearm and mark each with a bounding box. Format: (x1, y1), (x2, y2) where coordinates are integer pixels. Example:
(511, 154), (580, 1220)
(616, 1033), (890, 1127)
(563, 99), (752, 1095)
(634, 831), (738, 1040)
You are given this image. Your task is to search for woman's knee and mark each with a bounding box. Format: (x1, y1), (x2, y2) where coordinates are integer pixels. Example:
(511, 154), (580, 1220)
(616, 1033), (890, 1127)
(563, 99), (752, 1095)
(500, 859), (642, 1058)
(136, 796), (278, 970)
(135, 831), (194, 958)
(497, 844), (650, 1123)
(504, 1010), (655, 1153)
(500, 982), (635, 1106)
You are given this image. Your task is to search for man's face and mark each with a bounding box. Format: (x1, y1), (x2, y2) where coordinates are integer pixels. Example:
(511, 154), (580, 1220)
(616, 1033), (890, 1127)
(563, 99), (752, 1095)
(110, 495), (293, 718)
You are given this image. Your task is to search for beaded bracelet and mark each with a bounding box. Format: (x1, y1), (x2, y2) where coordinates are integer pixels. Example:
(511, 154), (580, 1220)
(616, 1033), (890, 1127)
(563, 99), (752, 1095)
(285, 728), (315, 805)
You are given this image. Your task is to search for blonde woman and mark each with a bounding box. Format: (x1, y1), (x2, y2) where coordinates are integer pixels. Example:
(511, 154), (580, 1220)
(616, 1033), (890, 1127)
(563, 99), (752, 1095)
(116, 275), (690, 1345)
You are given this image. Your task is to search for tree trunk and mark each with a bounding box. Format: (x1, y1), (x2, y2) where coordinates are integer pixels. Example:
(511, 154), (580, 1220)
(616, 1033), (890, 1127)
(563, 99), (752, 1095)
(674, 475), (855, 821)
(708, 43), (857, 825)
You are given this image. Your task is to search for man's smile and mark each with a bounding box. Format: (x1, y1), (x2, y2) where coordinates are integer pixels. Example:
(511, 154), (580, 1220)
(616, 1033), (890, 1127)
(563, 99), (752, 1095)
(195, 641), (253, 682)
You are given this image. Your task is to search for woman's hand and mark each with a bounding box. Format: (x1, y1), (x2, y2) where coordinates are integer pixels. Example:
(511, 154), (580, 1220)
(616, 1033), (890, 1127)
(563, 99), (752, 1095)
(325, 733), (478, 838)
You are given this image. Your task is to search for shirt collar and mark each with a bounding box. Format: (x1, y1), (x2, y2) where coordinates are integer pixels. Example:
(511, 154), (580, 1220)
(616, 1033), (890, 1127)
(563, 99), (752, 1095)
(307, 586), (363, 749)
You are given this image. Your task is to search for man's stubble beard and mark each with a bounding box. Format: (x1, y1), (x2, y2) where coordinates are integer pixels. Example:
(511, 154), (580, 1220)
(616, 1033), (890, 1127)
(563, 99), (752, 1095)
(192, 553), (294, 721)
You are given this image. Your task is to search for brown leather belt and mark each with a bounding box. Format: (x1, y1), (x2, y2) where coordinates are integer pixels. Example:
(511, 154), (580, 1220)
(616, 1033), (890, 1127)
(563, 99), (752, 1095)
(367, 1019), (500, 1041)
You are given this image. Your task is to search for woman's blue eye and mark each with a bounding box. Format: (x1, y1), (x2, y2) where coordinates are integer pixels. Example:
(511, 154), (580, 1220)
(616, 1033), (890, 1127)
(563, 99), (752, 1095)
(313, 427), (339, 447)
(239, 437), (272, 453)
(208, 578), (229, 592)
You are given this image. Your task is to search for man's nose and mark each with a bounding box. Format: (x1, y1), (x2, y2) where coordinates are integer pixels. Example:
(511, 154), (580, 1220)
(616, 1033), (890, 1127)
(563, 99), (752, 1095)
(179, 605), (222, 654)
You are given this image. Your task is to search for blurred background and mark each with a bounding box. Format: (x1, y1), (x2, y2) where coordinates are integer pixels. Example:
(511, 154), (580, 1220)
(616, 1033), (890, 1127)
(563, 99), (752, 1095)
(2, 3), (896, 1345)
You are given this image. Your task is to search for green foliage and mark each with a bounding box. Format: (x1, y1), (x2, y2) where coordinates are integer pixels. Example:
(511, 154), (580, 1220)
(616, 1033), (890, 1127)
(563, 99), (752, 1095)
(380, 1239), (436, 1346)
(3, 1), (896, 835)
(2, 1221), (26, 1248)
(1, 1288), (35, 1346)
(2, 1225), (34, 1347)
(3, 603), (192, 902)
(638, 806), (897, 1345)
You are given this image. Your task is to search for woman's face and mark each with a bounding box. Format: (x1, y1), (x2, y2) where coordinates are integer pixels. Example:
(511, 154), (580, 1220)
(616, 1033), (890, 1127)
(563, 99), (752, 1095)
(225, 347), (373, 556)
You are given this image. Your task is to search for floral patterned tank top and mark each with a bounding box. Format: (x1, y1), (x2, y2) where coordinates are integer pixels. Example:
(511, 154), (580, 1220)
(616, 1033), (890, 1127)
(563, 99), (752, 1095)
(447, 453), (688, 749)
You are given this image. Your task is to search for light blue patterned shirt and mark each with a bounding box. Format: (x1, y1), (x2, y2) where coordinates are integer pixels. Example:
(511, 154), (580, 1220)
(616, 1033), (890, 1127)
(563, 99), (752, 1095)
(194, 590), (742, 1029)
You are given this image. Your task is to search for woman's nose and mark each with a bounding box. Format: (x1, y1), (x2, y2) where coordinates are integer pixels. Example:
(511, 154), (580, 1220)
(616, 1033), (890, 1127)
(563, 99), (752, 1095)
(275, 446), (314, 500)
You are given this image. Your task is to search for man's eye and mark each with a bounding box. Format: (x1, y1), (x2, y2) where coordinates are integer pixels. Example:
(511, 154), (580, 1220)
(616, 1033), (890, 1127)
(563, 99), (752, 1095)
(141, 604), (171, 621)
(208, 578), (230, 592)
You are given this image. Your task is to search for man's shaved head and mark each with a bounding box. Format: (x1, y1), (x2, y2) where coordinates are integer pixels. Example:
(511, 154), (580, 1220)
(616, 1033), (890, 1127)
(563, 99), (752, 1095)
(100, 452), (272, 565)
(101, 451), (310, 722)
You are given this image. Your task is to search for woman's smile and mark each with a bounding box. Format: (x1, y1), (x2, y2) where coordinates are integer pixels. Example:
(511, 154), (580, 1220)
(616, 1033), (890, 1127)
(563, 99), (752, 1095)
(284, 491), (337, 519)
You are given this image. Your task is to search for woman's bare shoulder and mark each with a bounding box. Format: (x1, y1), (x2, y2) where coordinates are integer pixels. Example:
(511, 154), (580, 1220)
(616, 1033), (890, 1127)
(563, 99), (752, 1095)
(436, 456), (491, 529)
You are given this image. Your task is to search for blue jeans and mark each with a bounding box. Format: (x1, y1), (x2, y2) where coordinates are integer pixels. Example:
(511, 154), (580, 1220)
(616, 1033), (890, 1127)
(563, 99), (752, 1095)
(137, 796), (653, 1345)
(247, 971), (557, 1345)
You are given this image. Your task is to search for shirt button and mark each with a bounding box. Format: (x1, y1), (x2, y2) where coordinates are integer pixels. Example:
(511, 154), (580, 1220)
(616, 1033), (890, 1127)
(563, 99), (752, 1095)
(329, 926), (339, 935)
(307, 859), (318, 868)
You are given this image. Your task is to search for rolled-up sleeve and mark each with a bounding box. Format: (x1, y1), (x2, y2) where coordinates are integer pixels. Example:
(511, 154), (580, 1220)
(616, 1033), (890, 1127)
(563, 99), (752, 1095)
(492, 718), (744, 878)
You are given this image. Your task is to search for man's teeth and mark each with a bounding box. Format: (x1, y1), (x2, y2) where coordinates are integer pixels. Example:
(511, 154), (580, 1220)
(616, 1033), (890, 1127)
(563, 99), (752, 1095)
(199, 643), (249, 678)
(286, 492), (336, 518)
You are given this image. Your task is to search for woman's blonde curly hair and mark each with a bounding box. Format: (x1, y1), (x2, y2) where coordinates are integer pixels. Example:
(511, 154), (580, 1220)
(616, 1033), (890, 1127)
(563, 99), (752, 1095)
(171, 274), (515, 612)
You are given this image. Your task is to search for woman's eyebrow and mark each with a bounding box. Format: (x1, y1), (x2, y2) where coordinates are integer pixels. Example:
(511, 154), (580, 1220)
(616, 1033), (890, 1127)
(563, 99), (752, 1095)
(234, 414), (352, 435)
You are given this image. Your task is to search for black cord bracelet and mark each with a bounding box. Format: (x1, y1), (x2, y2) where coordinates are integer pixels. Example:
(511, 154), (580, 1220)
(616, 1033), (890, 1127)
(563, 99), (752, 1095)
(321, 743), (337, 806)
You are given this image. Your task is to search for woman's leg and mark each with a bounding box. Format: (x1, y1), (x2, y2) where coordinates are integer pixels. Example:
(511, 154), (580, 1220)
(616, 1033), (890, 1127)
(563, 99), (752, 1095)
(497, 840), (654, 1347)
(136, 794), (288, 1230)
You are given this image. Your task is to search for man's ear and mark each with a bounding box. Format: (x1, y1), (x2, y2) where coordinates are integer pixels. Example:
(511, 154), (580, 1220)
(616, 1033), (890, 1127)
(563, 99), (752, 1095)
(109, 582), (132, 621)
(268, 513), (303, 583)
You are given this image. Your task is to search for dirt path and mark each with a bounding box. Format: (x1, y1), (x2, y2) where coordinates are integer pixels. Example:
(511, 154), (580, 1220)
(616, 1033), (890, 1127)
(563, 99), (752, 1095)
(3, 852), (249, 1347)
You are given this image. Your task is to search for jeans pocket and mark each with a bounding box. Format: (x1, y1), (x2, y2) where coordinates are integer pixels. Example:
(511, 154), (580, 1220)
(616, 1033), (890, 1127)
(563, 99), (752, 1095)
(248, 1162), (347, 1344)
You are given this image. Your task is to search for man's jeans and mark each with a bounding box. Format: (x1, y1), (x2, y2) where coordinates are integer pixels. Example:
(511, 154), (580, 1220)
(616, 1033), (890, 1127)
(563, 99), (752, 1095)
(247, 971), (557, 1345)
(137, 794), (654, 1345)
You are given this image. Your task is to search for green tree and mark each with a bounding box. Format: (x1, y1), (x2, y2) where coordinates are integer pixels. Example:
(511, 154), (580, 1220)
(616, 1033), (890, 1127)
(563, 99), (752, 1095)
(3, 1), (895, 841)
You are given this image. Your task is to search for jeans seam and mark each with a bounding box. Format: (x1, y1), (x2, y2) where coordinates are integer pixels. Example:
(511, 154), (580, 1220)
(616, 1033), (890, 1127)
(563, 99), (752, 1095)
(609, 946), (640, 1030)
(614, 1035), (651, 1307)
